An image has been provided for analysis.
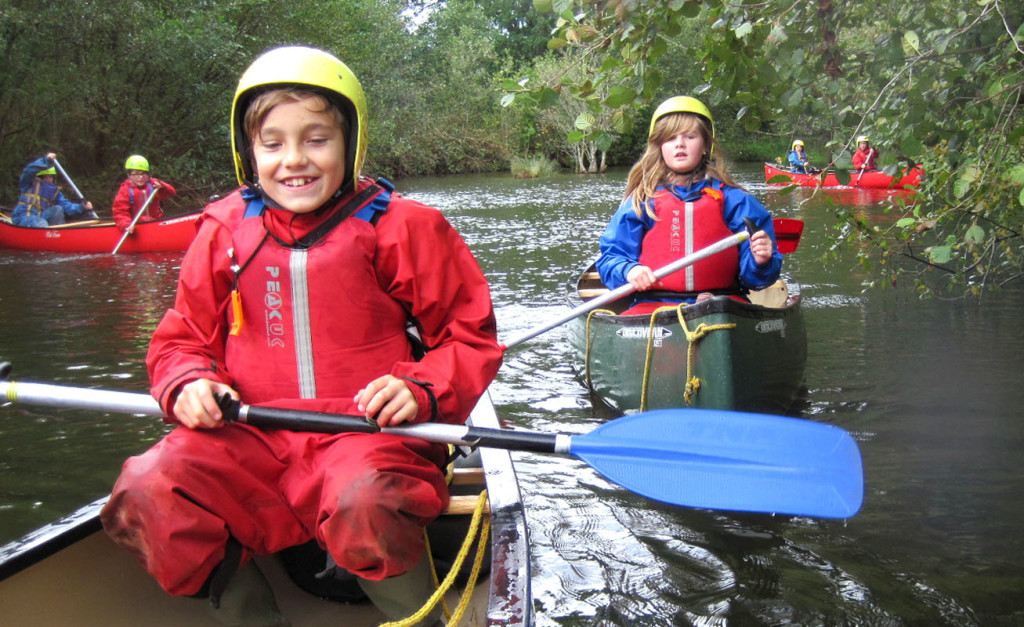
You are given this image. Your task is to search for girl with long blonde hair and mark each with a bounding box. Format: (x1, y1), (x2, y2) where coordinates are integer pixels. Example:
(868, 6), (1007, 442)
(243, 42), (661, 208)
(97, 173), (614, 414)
(596, 96), (781, 314)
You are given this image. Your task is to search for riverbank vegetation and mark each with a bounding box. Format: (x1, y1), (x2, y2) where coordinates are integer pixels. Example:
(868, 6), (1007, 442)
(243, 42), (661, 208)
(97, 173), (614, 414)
(2, 0), (1019, 294)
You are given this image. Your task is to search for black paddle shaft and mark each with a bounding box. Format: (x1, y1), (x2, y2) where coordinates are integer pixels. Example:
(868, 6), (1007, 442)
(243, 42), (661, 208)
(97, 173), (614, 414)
(215, 395), (561, 454)
(217, 396), (380, 434)
(460, 425), (559, 454)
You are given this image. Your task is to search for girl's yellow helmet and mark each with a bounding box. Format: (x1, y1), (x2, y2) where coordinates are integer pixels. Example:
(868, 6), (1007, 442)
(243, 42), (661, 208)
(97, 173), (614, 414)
(230, 46), (368, 192)
(792, 139), (805, 149)
(649, 96), (715, 139)
(37, 167), (57, 177)
(649, 96), (715, 156)
(857, 135), (870, 143)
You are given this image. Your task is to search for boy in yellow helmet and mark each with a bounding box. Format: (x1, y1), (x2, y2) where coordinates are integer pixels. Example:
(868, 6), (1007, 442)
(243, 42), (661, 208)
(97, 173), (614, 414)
(12, 152), (95, 227)
(100, 46), (501, 627)
(852, 136), (879, 171)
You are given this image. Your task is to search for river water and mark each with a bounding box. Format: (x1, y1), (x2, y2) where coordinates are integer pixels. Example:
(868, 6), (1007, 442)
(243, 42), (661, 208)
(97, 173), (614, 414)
(2, 164), (1022, 625)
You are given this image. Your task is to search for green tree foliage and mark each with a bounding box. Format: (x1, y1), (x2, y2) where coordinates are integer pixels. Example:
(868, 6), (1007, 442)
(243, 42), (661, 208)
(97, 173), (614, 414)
(0, 0), (510, 209)
(527, 51), (619, 172)
(524, 0), (1023, 295)
(371, 0), (510, 177)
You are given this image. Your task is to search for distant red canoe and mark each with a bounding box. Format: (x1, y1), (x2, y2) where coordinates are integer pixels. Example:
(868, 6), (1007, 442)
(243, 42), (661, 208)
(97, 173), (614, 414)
(0, 213), (200, 253)
(764, 162), (922, 189)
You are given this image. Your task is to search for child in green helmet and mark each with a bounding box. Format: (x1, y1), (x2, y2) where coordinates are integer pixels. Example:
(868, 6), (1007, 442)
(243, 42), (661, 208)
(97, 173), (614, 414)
(112, 155), (177, 233)
(12, 152), (95, 227)
(788, 140), (813, 173)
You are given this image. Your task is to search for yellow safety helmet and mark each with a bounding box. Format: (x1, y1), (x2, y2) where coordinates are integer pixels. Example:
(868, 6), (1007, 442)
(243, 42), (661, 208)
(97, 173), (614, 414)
(649, 96), (714, 139)
(792, 139), (805, 149)
(857, 135), (870, 143)
(124, 155), (150, 172)
(231, 46), (368, 192)
(37, 167), (57, 177)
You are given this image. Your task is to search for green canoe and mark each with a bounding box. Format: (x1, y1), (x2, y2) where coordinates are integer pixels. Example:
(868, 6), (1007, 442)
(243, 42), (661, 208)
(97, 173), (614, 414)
(566, 263), (807, 414)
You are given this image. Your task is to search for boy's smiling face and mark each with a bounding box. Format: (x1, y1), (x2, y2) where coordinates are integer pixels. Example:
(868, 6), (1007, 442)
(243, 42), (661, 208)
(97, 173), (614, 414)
(253, 96), (347, 213)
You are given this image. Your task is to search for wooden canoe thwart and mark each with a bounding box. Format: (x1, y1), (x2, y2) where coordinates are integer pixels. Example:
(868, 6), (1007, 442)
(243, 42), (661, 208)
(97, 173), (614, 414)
(0, 392), (531, 627)
(0, 212), (201, 253)
(763, 162), (923, 189)
(566, 262), (808, 415)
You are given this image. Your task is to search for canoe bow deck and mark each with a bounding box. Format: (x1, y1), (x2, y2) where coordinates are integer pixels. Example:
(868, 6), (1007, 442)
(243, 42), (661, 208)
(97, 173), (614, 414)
(0, 392), (531, 627)
(0, 212), (201, 253)
(566, 263), (807, 414)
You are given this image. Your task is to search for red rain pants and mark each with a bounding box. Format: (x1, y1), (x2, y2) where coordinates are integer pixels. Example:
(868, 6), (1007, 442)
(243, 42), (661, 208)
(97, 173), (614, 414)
(100, 423), (449, 596)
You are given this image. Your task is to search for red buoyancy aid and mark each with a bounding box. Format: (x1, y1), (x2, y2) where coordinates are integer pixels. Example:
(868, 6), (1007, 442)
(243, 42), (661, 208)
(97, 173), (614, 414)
(638, 185), (739, 292)
(209, 186), (413, 405)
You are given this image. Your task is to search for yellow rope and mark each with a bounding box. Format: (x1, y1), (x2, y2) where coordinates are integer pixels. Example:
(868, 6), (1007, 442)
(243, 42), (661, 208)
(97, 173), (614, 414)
(379, 490), (490, 627)
(587, 303), (735, 408)
(583, 309), (617, 387)
(444, 493), (491, 626)
(639, 305), (685, 412)
(676, 308), (736, 404)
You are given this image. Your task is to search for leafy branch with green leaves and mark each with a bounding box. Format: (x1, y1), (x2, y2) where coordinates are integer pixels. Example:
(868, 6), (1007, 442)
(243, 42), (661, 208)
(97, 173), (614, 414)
(515, 0), (1023, 296)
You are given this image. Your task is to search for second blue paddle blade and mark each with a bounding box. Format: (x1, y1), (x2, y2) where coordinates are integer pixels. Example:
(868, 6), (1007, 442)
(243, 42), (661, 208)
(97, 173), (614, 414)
(568, 409), (864, 519)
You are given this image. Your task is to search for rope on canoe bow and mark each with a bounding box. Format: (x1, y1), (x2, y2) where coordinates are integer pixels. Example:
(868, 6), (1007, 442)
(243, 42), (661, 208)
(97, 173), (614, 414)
(584, 305), (736, 410)
(622, 305), (740, 411)
(639, 305), (684, 411)
(584, 309), (618, 388)
(674, 307), (735, 407)
(382, 490), (490, 627)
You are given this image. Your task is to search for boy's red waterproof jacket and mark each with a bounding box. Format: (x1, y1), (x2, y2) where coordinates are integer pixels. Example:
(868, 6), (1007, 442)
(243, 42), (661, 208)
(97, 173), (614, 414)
(101, 179), (502, 595)
(111, 178), (176, 231)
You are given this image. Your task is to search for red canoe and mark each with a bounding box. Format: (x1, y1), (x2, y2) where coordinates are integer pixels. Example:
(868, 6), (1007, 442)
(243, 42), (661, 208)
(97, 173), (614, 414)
(0, 213), (200, 253)
(764, 162), (922, 189)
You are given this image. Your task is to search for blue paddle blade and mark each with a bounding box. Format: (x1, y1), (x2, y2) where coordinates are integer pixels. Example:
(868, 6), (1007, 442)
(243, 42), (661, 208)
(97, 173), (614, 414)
(568, 409), (864, 519)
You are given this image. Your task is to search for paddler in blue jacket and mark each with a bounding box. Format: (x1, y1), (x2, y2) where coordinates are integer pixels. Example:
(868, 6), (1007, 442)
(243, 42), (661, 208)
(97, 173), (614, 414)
(12, 152), (95, 227)
(596, 96), (781, 314)
(788, 139), (813, 173)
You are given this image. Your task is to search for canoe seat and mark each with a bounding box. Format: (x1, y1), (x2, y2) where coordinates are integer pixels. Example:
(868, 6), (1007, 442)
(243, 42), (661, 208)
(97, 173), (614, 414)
(748, 279), (789, 308)
(444, 494), (490, 516)
(443, 467), (489, 515)
(49, 219), (112, 229)
(579, 288), (610, 299)
(580, 271), (600, 281)
(450, 466), (484, 485)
